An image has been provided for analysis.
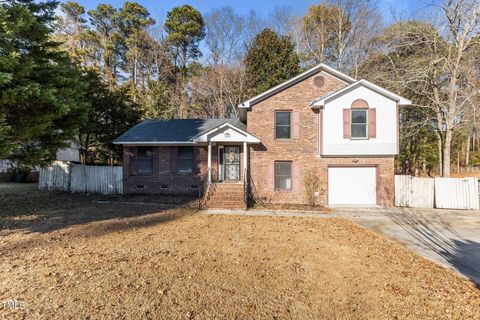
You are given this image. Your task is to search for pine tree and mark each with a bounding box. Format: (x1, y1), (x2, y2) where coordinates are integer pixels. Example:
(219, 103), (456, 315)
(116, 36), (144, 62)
(77, 71), (139, 165)
(0, 0), (89, 167)
(245, 28), (300, 96)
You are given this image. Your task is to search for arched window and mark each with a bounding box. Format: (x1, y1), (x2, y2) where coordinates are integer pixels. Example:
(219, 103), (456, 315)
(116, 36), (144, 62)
(351, 99), (369, 109)
(350, 100), (369, 139)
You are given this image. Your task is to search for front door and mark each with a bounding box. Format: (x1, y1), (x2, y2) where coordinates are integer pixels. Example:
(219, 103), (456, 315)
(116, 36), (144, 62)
(223, 146), (240, 181)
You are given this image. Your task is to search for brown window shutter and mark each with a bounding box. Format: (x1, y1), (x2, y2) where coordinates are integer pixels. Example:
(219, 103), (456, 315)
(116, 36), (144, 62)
(343, 109), (351, 139)
(368, 108), (376, 138)
(293, 111), (300, 139)
(292, 162), (301, 192)
(170, 146), (178, 173)
(268, 162), (275, 191)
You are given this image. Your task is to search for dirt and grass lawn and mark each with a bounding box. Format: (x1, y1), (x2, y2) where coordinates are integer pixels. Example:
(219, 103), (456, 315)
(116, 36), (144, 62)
(1, 183), (480, 319)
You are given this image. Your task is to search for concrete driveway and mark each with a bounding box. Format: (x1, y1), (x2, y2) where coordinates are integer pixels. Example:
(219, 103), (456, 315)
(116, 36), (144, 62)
(339, 207), (480, 285)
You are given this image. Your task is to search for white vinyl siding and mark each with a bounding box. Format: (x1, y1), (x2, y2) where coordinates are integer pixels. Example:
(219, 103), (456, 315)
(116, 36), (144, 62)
(322, 86), (397, 155)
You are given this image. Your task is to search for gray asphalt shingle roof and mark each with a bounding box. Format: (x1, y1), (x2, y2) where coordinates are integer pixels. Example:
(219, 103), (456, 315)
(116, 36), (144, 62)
(113, 119), (246, 143)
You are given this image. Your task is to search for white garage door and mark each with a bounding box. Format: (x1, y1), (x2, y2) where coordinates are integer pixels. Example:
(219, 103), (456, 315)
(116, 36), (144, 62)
(328, 167), (377, 206)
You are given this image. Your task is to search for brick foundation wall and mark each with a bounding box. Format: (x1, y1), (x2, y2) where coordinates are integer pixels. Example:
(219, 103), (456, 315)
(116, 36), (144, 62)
(247, 70), (395, 207)
(123, 146), (210, 195)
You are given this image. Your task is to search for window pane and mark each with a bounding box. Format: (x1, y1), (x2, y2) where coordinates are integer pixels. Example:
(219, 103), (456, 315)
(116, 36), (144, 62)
(138, 159), (152, 173)
(351, 124), (367, 138)
(275, 162), (291, 176)
(275, 176), (292, 190)
(276, 112), (291, 126)
(351, 110), (367, 124)
(178, 159), (192, 172)
(137, 147), (153, 173)
(275, 126), (291, 139)
(178, 146), (193, 159)
(137, 147), (153, 158)
(275, 162), (292, 190)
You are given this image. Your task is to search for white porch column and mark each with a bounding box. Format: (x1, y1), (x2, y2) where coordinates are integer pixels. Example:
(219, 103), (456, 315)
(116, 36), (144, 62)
(207, 142), (212, 183)
(243, 141), (247, 181)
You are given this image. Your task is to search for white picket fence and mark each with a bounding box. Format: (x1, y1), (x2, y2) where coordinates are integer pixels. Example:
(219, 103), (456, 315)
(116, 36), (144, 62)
(39, 161), (123, 194)
(395, 175), (479, 210)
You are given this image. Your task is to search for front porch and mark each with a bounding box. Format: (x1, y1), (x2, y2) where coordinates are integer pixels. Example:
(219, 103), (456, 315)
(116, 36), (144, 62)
(206, 143), (247, 184)
(194, 122), (260, 208)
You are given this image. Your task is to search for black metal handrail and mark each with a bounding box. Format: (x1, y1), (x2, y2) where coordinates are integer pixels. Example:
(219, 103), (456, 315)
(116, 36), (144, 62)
(198, 167), (219, 210)
(198, 168), (210, 210)
(247, 174), (264, 207)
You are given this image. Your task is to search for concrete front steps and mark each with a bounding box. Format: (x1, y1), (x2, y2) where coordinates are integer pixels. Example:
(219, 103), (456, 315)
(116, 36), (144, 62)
(204, 182), (246, 209)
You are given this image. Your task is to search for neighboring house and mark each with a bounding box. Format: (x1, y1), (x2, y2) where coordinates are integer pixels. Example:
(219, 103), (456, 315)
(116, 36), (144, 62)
(114, 64), (411, 208)
(56, 141), (80, 163)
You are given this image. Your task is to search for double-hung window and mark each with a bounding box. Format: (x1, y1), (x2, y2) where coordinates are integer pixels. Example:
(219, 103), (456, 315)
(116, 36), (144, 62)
(351, 109), (368, 139)
(178, 146), (193, 173)
(274, 161), (292, 190)
(275, 111), (291, 139)
(137, 147), (153, 173)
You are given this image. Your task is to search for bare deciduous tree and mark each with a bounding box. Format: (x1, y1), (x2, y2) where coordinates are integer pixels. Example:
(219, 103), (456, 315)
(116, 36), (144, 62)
(205, 7), (245, 65)
(362, 0), (480, 176)
(298, 0), (382, 73)
(436, 0), (480, 176)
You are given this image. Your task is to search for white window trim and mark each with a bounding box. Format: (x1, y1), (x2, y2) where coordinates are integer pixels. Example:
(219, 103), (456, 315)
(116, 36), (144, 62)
(351, 109), (368, 140)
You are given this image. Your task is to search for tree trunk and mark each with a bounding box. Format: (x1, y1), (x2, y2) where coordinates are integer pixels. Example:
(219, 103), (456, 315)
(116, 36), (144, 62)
(466, 134), (471, 166)
(457, 150), (460, 173)
(473, 131), (476, 152)
(436, 131), (443, 176)
(443, 129), (452, 177)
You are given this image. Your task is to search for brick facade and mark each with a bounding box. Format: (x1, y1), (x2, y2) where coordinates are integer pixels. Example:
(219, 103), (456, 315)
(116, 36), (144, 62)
(121, 69), (396, 206)
(123, 145), (244, 195)
(247, 70), (395, 206)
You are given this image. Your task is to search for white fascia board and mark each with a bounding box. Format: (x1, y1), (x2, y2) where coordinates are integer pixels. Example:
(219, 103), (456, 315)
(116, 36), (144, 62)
(192, 123), (261, 143)
(311, 79), (412, 108)
(190, 122), (231, 140)
(238, 63), (356, 109)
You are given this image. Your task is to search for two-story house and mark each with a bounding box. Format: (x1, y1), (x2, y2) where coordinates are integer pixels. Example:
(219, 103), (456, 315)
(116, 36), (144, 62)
(113, 64), (411, 208)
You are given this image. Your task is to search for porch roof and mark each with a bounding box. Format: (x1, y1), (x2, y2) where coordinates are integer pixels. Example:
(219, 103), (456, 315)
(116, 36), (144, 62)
(113, 119), (256, 145)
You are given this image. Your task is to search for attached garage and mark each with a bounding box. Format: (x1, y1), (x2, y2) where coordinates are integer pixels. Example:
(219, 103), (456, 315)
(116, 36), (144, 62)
(328, 167), (377, 206)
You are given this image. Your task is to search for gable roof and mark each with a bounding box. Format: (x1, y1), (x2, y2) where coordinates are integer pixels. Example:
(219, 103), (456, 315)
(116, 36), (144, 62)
(310, 79), (412, 107)
(238, 63), (356, 110)
(191, 122), (260, 143)
(113, 119), (246, 144)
